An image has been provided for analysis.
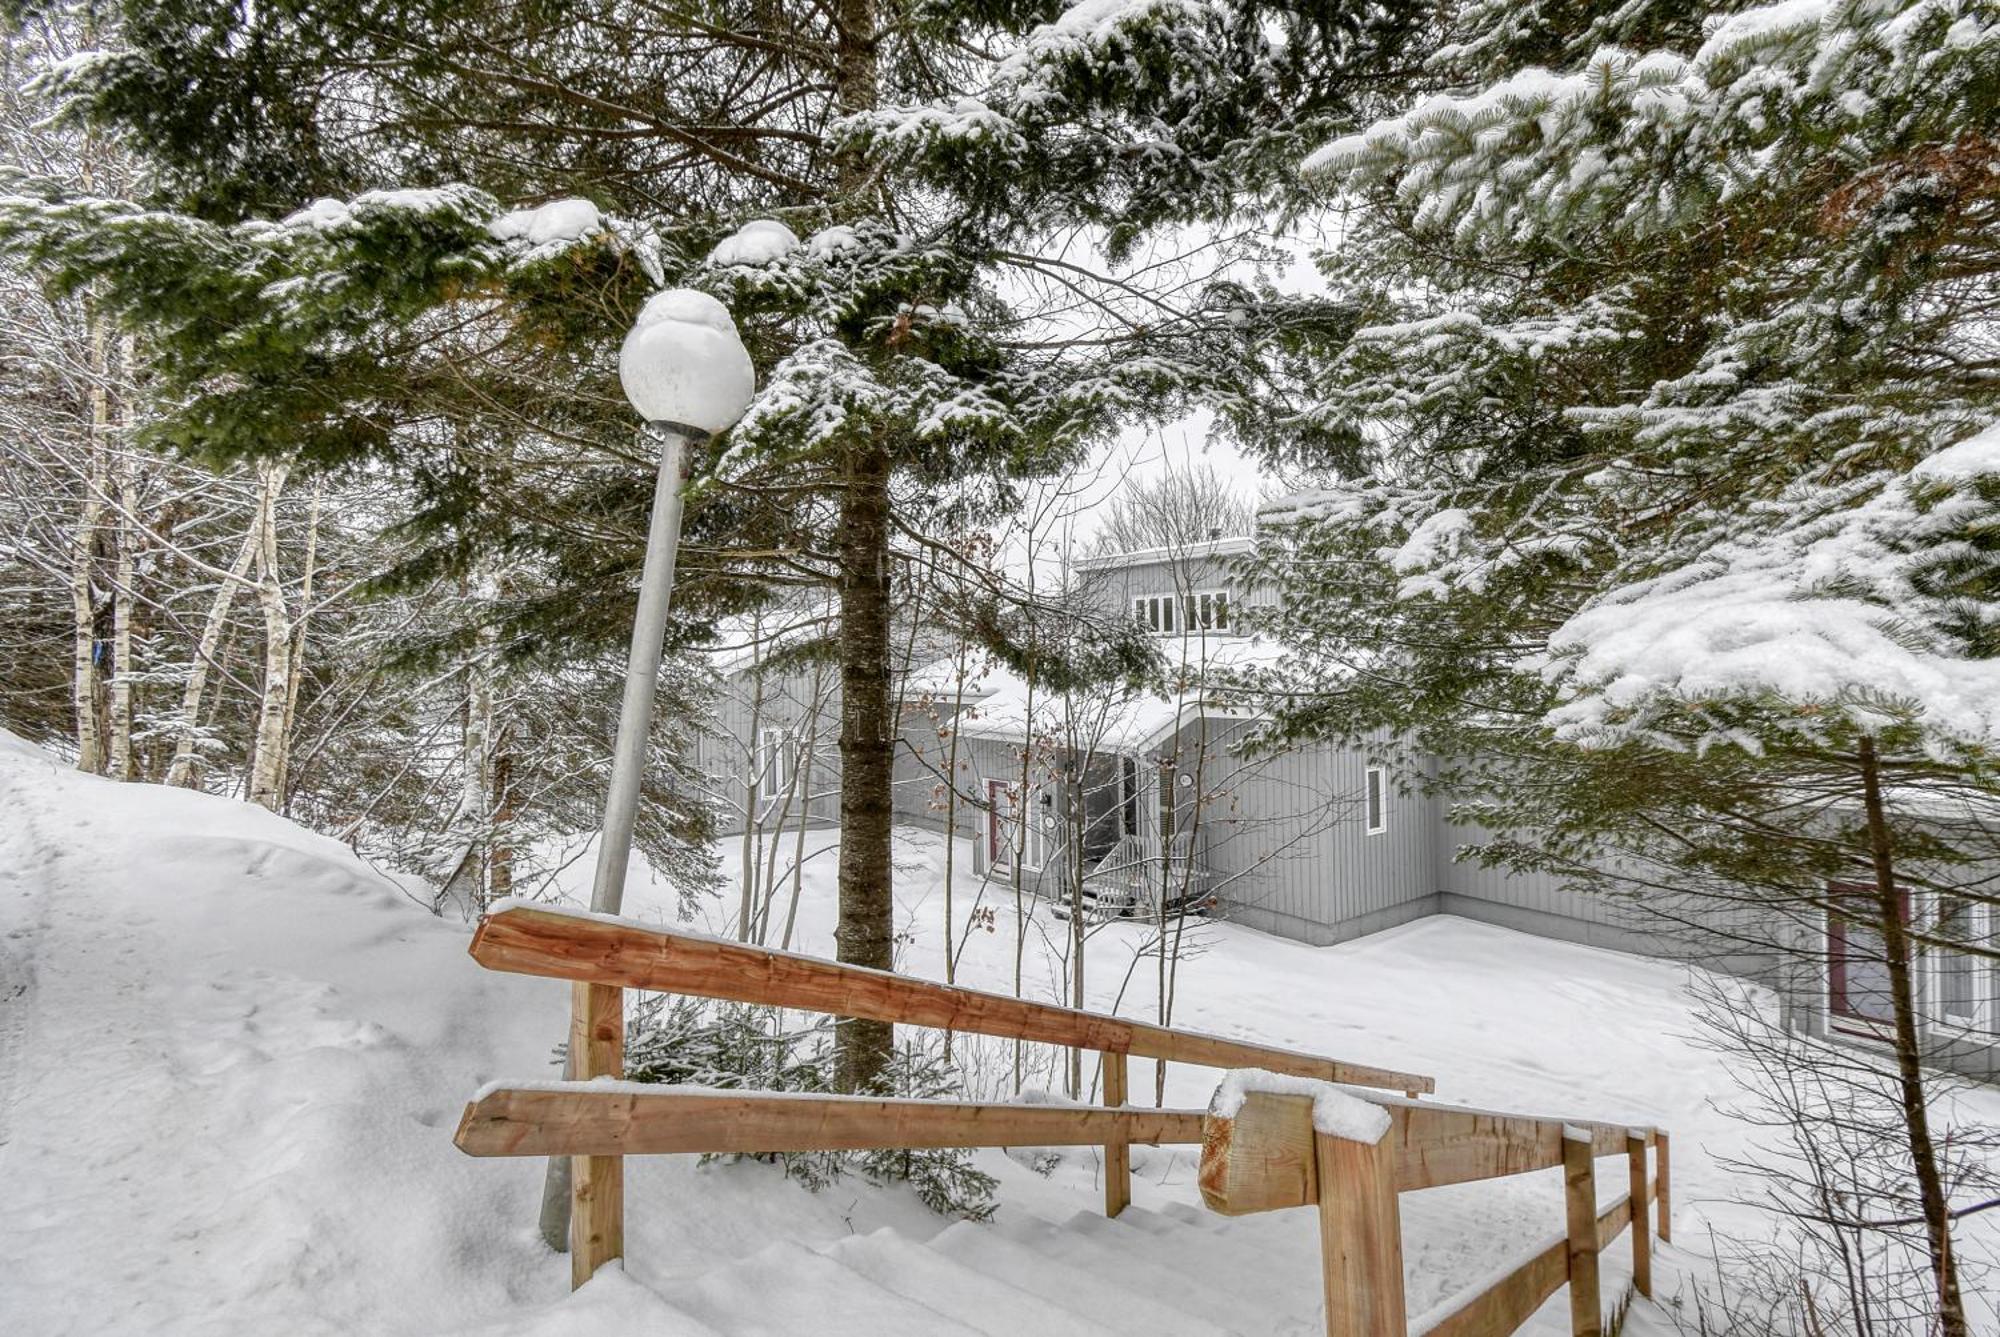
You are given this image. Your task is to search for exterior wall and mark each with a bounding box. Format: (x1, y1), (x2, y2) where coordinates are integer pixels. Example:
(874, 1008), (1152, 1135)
(1072, 543), (1274, 634)
(1197, 727), (1441, 946)
(1781, 899), (2000, 1083)
(699, 660), (842, 838)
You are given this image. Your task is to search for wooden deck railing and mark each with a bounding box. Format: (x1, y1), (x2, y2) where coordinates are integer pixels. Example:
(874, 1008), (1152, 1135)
(453, 899), (1666, 1336)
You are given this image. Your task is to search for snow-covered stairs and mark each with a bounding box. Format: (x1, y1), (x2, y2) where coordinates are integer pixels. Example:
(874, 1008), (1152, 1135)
(636, 1202), (1325, 1337)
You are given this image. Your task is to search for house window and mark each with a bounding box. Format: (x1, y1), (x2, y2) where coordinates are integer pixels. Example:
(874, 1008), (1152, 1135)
(1364, 766), (1387, 835)
(1828, 882), (1905, 1033)
(1133, 594), (1178, 634)
(1932, 895), (1993, 1032)
(1133, 590), (1231, 635)
(1186, 590), (1230, 632)
(755, 726), (790, 804)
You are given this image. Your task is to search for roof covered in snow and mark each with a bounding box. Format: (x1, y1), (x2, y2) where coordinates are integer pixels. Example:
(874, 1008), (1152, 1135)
(1072, 535), (1257, 572)
(902, 634), (1284, 754)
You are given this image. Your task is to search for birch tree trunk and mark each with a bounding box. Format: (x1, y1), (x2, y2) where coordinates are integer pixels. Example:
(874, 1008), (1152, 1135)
(247, 460), (294, 812)
(278, 478), (325, 798)
(69, 318), (111, 774)
(165, 521), (258, 788)
(462, 628), (493, 894)
(107, 433), (137, 780)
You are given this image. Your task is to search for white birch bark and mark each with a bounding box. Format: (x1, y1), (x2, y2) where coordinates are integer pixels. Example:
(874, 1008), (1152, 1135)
(107, 438), (137, 779)
(68, 320), (110, 774)
(247, 460), (293, 812)
(164, 520), (258, 788)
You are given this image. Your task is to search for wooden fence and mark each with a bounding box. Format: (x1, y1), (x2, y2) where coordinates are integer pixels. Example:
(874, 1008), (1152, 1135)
(454, 901), (1666, 1336)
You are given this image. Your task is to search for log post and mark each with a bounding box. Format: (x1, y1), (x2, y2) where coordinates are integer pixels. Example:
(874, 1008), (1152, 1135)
(1626, 1133), (1652, 1298)
(1315, 1124), (1406, 1337)
(1655, 1130), (1672, 1243)
(569, 981), (624, 1287)
(1563, 1132), (1602, 1337)
(1103, 1051), (1131, 1218)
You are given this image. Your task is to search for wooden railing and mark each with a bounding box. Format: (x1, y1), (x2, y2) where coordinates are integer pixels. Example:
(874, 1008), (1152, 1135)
(1198, 1088), (1670, 1337)
(453, 900), (1666, 1336)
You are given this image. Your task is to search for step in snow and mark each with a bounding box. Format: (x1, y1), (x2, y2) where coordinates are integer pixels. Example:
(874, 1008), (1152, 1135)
(1153, 1199), (1225, 1232)
(1106, 1205), (1323, 1287)
(1071, 1210), (1322, 1329)
(655, 1238), (990, 1337)
(928, 1219), (1237, 1337)
(992, 1211), (1263, 1333)
(824, 1227), (1110, 1337)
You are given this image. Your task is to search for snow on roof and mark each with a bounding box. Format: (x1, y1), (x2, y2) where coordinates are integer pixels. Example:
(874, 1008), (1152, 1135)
(902, 635), (1283, 753)
(705, 598), (838, 676)
(1072, 535), (1257, 572)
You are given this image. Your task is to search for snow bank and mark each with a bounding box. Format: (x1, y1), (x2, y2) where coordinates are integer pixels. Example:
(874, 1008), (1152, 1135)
(1208, 1070), (1393, 1144)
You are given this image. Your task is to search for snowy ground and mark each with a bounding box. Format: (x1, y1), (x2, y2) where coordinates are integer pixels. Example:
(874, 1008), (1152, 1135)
(3, 734), (1994, 1334)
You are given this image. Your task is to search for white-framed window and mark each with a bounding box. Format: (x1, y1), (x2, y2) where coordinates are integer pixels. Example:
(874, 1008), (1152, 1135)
(1187, 589), (1230, 632)
(1133, 594), (1178, 634)
(1929, 894), (1994, 1034)
(1132, 589), (1231, 635)
(755, 726), (790, 806)
(1363, 766), (1387, 835)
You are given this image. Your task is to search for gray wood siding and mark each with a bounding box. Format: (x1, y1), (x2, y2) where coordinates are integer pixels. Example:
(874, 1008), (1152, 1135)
(1172, 724), (1440, 943)
(699, 661), (842, 836)
(1436, 821), (1625, 927)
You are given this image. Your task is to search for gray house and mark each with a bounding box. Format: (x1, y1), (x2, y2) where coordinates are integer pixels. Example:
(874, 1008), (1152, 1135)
(704, 538), (2000, 1081)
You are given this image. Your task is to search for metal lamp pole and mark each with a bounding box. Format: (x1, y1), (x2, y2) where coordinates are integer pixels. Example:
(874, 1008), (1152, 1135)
(586, 420), (701, 918)
(536, 290), (755, 1276)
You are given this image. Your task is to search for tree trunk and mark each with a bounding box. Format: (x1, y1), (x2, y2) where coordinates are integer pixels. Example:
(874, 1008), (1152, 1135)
(833, 437), (895, 1093)
(829, 0), (889, 1096)
(247, 461), (293, 812)
(165, 520), (258, 788)
(1857, 735), (1966, 1337)
(738, 641), (766, 943)
(278, 478), (324, 805)
(69, 320), (111, 775)
(463, 621), (493, 894)
(107, 434), (137, 780)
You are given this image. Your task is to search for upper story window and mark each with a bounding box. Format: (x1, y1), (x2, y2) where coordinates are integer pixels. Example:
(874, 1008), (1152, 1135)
(1133, 589), (1231, 636)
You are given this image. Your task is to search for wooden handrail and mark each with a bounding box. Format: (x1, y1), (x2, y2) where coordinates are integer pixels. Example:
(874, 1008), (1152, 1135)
(456, 1085), (1208, 1157)
(1199, 1090), (1655, 1212)
(1419, 1178), (1656, 1337)
(472, 902), (1435, 1095)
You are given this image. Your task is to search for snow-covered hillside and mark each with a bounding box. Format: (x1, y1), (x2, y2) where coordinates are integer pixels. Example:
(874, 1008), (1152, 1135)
(4, 733), (1993, 1334)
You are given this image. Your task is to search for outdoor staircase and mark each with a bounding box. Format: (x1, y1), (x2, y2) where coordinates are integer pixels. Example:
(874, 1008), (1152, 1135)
(457, 903), (1668, 1337)
(635, 1202), (1324, 1337)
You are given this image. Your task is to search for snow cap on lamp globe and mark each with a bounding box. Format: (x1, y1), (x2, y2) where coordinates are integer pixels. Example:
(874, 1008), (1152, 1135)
(618, 288), (755, 434)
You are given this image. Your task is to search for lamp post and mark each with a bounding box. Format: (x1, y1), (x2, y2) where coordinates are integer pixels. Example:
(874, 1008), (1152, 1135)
(542, 289), (754, 1282)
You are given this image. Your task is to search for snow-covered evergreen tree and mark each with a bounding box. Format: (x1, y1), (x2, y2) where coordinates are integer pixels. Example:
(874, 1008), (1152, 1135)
(2, 0), (1436, 1093)
(1245, 2), (1998, 1328)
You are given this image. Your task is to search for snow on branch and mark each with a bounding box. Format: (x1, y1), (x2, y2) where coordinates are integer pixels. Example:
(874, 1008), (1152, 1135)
(1544, 419), (2000, 751)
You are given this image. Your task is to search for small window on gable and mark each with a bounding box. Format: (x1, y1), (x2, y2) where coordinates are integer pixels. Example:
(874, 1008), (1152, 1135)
(1364, 766), (1387, 835)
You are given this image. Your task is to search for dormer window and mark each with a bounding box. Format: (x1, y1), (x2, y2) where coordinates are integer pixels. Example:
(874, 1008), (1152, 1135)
(1133, 590), (1231, 635)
